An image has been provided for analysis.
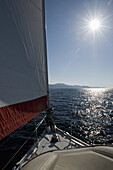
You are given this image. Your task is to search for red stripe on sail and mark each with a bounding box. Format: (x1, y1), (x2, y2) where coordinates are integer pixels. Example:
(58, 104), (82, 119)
(0, 96), (48, 140)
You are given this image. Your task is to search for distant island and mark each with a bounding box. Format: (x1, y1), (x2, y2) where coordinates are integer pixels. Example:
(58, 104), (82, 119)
(49, 83), (104, 89)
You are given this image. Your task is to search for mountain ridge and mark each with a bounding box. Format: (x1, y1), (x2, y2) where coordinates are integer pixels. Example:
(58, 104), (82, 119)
(49, 83), (104, 89)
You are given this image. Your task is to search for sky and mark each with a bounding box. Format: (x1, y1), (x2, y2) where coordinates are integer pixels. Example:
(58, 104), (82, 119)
(45, 0), (113, 88)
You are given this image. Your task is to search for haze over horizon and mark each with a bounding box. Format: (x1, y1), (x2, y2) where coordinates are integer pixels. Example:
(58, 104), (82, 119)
(45, 0), (113, 88)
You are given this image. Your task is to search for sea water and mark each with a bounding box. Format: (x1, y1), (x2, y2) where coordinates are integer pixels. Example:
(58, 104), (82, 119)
(50, 88), (113, 145)
(0, 88), (113, 169)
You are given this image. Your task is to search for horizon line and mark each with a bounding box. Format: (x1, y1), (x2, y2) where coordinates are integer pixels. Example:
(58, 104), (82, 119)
(49, 82), (108, 88)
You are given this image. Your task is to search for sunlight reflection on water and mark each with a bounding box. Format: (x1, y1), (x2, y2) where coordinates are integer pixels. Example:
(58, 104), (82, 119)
(50, 88), (113, 145)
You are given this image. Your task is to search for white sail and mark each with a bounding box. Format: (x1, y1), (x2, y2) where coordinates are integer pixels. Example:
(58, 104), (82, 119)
(0, 0), (48, 139)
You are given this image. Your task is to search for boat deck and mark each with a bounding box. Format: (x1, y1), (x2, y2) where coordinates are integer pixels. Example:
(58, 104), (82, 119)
(14, 128), (113, 170)
(36, 129), (82, 155)
(14, 127), (88, 169)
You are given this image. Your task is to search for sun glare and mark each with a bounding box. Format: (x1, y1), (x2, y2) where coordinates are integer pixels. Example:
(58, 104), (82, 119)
(81, 10), (109, 40)
(89, 19), (101, 31)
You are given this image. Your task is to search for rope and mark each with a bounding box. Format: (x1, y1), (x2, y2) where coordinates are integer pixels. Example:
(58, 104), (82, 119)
(2, 115), (46, 170)
(1, 122), (27, 145)
(2, 129), (35, 170)
(36, 115), (46, 129)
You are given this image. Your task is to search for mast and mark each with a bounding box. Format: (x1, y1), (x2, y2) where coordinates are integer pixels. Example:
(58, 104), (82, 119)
(42, 0), (49, 107)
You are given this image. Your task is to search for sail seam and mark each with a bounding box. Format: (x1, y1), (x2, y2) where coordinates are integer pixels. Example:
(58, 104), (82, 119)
(28, 0), (42, 12)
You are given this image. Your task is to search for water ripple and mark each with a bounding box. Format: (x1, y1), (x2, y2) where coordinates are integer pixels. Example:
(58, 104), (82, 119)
(50, 88), (113, 145)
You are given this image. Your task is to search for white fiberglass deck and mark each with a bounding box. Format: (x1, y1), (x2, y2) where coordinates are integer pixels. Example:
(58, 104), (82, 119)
(35, 129), (84, 156)
(15, 128), (113, 170)
(22, 146), (113, 170)
(15, 127), (87, 169)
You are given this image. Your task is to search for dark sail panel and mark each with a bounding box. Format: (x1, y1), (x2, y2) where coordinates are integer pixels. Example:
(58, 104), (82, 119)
(0, 96), (47, 140)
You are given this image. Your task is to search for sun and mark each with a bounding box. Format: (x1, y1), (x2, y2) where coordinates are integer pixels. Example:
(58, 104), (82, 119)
(80, 8), (110, 40)
(83, 16), (105, 39)
(89, 19), (101, 31)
